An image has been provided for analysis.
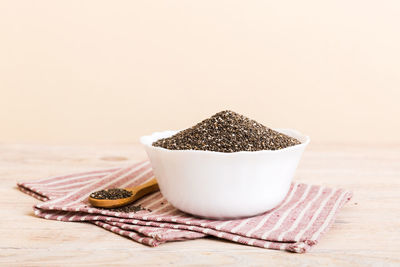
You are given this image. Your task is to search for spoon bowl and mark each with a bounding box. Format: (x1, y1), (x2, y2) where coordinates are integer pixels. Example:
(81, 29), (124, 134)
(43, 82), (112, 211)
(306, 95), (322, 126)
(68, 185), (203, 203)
(88, 178), (159, 208)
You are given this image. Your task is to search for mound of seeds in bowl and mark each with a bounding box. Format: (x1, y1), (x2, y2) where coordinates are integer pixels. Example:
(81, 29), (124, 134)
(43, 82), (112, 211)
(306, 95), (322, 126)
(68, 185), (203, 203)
(152, 110), (301, 153)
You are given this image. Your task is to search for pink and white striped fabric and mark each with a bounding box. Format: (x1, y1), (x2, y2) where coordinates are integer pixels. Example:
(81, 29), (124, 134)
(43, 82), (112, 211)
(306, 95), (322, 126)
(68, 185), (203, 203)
(18, 161), (352, 253)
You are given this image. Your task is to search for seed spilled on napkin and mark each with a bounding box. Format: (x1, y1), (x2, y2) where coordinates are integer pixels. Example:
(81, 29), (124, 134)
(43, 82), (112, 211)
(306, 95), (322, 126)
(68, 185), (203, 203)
(152, 110), (301, 152)
(100, 204), (150, 213)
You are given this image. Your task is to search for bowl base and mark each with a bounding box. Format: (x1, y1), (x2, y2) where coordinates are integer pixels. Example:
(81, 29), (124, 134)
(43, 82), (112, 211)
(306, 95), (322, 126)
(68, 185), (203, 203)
(178, 208), (275, 220)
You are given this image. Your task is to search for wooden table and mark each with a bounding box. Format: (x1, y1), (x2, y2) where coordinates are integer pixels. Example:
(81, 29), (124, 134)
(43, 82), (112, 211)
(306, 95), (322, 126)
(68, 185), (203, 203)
(1, 143), (399, 266)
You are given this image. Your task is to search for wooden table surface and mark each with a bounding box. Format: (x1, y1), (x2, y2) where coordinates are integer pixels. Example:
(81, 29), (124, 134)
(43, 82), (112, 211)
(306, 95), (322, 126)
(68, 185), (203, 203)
(1, 143), (399, 266)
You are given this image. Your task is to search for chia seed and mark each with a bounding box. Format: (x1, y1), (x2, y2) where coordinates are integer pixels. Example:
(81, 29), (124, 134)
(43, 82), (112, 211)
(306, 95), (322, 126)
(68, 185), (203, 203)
(100, 203), (148, 213)
(90, 188), (132, 200)
(152, 110), (301, 152)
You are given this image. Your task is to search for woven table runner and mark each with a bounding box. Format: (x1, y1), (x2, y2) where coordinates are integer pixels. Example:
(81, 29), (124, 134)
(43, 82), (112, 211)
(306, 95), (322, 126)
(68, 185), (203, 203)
(18, 161), (352, 253)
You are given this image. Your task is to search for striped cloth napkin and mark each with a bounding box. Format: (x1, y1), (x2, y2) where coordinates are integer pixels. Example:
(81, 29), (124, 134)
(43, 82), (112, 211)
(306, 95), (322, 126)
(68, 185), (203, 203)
(18, 161), (352, 253)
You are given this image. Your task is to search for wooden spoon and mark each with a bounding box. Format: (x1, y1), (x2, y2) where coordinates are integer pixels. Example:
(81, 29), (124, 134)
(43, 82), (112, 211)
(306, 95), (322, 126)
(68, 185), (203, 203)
(88, 178), (159, 208)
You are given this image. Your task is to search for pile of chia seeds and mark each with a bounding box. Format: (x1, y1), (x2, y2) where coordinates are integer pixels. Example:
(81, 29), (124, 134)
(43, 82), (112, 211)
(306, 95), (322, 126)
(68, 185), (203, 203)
(152, 110), (301, 152)
(90, 188), (132, 200)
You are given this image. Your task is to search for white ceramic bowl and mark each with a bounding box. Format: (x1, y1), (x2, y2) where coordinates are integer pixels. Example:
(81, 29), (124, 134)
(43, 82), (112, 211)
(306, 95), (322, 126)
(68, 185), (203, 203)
(140, 129), (310, 219)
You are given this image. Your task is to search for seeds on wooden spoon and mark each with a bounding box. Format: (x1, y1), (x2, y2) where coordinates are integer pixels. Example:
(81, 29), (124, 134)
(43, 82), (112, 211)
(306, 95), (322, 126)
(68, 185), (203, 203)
(90, 188), (132, 200)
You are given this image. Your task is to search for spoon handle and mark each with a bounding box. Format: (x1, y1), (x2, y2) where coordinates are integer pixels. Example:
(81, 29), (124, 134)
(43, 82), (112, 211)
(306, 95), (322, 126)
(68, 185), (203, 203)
(127, 178), (159, 202)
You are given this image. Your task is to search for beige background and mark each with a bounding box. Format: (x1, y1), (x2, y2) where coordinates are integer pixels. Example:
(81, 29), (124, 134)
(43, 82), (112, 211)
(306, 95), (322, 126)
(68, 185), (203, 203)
(1, 0), (399, 144)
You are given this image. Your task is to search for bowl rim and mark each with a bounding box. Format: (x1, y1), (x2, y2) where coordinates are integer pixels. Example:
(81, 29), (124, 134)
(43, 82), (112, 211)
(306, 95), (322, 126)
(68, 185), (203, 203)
(140, 128), (310, 155)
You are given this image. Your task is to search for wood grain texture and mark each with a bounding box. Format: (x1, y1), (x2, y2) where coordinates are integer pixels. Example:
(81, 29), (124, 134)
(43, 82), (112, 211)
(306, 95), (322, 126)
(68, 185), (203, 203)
(1, 143), (399, 266)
